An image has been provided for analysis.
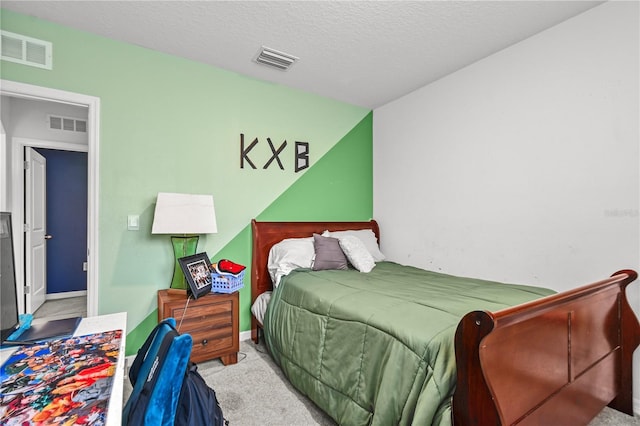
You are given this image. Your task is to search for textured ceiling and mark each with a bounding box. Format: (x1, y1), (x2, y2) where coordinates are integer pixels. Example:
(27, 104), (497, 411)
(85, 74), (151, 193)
(1, 1), (604, 109)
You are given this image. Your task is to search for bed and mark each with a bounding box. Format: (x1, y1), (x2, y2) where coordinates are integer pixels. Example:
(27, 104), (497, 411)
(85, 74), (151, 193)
(250, 219), (639, 425)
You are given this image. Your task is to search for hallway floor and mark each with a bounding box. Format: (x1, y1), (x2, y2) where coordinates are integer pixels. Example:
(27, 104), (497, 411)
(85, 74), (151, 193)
(32, 296), (87, 323)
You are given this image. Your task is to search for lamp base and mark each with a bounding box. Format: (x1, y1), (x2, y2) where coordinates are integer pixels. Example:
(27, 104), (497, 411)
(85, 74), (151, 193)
(170, 235), (199, 289)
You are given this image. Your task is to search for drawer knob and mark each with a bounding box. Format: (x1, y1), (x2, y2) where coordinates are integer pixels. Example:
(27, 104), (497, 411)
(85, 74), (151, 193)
(202, 339), (208, 346)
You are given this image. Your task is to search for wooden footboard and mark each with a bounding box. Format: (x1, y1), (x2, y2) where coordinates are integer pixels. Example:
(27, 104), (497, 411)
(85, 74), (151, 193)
(453, 269), (639, 425)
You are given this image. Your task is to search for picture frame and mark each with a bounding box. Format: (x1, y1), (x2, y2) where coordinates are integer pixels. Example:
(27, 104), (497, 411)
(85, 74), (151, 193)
(178, 252), (213, 299)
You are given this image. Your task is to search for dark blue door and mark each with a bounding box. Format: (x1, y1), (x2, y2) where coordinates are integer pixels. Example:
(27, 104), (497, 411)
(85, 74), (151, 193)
(35, 149), (88, 294)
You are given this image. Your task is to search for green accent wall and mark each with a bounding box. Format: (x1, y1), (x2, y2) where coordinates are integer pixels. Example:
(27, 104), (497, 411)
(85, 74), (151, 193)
(256, 112), (373, 222)
(127, 113), (372, 353)
(1, 10), (373, 355)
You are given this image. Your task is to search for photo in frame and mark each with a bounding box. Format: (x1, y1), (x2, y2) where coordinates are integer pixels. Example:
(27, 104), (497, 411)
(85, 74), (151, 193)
(178, 252), (213, 299)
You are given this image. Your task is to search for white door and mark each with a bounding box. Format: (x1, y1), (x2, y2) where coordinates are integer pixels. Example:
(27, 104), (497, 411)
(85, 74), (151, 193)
(26, 147), (47, 314)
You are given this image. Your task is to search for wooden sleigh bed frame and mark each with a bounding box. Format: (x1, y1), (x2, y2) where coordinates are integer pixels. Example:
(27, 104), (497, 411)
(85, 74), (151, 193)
(250, 219), (639, 425)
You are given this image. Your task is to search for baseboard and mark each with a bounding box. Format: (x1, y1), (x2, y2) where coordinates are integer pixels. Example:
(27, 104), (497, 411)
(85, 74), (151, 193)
(46, 290), (87, 300)
(125, 354), (135, 368)
(125, 331), (254, 367)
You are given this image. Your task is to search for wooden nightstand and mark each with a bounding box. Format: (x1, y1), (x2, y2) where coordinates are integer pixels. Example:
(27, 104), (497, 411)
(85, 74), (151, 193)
(157, 290), (239, 365)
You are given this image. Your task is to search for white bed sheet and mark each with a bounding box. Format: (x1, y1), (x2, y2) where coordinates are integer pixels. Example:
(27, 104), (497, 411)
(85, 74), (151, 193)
(251, 291), (272, 325)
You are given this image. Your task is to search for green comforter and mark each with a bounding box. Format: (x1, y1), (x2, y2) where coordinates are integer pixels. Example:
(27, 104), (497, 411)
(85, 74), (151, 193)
(264, 262), (555, 426)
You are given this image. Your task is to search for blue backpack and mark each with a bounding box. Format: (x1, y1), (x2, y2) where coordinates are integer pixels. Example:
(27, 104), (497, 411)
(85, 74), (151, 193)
(123, 318), (226, 425)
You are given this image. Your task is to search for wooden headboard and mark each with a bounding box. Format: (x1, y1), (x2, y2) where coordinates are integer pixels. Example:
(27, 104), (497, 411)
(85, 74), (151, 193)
(250, 219), (380, 342)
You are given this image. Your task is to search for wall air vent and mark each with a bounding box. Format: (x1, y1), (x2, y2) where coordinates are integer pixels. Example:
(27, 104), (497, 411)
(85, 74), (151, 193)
(254, 46), (298, 71)
(1, 31), (52, 70)
(48, 115), (87, 133)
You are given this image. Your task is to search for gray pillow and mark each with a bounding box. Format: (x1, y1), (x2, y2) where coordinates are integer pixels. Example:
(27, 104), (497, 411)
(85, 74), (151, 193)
(312, 234), (348, 271)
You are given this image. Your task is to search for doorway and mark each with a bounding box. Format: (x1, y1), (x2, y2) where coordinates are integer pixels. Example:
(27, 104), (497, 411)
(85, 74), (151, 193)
(34, 148), (88, 297)
(24, 147), (89, 315)
(1, 80), (100, 317)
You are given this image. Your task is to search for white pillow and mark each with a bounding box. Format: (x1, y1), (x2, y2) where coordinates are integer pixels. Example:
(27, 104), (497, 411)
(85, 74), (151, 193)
(338, 235), (375, 273)
(326, 229), (385, 262)
(267, 237), (314, 287)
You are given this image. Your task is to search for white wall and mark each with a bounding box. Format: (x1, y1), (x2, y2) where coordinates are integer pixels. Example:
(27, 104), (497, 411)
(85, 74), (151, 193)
(1, 96), (13, 211)
(374, 1), (638, 287)
(6, 97), (87, 144)
(0, 96), (88, 212)
(374, 0), (639, 412)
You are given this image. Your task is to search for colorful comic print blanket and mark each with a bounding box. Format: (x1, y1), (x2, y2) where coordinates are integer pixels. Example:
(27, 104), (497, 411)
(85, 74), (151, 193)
(0, 329), (122, 425)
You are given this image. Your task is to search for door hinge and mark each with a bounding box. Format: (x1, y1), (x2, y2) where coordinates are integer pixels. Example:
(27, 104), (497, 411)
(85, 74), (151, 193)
(23, 223), (30, 232)
(24, 285), (30, 294)
(24, 160), (29, 170)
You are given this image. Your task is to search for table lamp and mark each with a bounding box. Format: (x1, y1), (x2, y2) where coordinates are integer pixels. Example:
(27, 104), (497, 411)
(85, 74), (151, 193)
(151, 192), (217, 289)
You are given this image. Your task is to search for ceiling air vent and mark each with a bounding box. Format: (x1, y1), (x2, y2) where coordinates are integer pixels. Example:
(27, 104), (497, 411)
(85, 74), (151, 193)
(1, 30), (52, 70)
(48, 115), (87, 133)
(254, 46), (298, 71)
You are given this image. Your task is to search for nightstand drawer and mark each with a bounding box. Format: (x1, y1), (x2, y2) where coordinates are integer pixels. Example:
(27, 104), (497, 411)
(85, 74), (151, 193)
(158, 290), (239, 365)
(191, 333), (234, 363)
(175, 301), (233, 331)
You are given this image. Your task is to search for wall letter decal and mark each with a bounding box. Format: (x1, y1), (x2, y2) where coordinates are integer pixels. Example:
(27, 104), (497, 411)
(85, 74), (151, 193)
(240, 134), (310, 172)
(295, 142), (309, 173)
(263, 138), (287, 170)
(240, 133), (258, 169)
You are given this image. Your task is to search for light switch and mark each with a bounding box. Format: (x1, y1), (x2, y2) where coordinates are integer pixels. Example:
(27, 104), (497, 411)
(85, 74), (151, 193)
(127, 215), (140, 231)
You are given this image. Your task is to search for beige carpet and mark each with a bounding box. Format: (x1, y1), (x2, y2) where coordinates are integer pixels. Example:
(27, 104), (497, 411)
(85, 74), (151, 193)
(122, 340), (640, 425)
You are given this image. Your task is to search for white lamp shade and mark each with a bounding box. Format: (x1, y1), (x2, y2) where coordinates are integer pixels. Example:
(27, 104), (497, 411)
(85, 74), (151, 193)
(151, 192), (217, 234)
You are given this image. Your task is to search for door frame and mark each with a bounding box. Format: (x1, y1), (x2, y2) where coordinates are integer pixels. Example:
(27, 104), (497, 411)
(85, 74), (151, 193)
(2, 80), (100, 317)
(0, 121), (6, 211)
